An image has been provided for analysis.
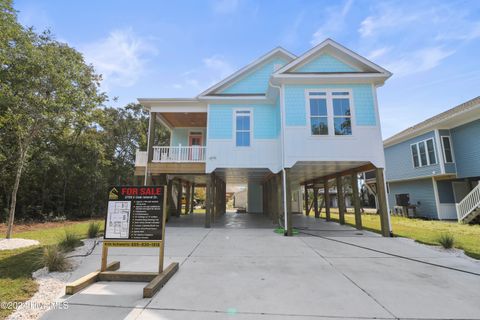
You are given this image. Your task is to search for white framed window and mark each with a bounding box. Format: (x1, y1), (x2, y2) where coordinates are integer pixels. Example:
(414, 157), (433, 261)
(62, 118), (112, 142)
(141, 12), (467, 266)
(235, 110), (251, 147)
(411, 138), (437, 168)
(306, 90), (353, 136)
(441, 136), (454, 163)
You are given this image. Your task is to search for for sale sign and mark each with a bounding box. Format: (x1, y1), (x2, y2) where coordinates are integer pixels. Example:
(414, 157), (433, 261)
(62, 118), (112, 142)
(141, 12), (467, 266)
(104, 186), (164, 243)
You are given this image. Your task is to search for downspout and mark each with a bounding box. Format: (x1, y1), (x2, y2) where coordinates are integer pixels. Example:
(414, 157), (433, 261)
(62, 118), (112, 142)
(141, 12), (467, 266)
(270, 80), (288, 234)
(144, 110), (153, 185)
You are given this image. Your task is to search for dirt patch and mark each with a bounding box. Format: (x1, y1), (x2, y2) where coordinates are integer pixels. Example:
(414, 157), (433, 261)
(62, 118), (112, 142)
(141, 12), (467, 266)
(0, 220), (87, 234)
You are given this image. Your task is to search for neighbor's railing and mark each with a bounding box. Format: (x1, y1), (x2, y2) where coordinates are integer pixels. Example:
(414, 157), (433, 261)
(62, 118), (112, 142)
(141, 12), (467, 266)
(152, 145), (206, 163)
(456, 183), (480, 221)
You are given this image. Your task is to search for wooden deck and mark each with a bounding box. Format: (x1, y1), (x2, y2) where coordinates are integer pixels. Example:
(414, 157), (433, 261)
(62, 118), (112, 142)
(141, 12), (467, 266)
(135, 162), (206, 175)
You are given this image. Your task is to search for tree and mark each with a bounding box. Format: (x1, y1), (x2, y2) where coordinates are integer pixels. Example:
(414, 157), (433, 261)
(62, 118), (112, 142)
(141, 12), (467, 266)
(0, 1), (106, 237)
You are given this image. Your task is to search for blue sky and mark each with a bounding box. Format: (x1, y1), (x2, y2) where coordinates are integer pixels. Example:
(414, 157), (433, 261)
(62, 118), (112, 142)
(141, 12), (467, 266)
(15, 0), (480, 138)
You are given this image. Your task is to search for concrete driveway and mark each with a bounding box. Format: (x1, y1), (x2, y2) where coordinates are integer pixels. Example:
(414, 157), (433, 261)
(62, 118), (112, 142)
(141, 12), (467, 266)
(43, 213), (480, 320)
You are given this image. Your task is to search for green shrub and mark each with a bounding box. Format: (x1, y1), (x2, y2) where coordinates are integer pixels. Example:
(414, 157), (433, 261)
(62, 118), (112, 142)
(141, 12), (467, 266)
(59, 229), (82, 252)
(438, 233), (455, 249)
(39, 245), (71, 272)
(87, 221), (101, 238)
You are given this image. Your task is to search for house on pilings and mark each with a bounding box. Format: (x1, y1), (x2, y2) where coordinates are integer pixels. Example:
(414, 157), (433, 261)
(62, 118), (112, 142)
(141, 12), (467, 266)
(134, 39), (393, 236)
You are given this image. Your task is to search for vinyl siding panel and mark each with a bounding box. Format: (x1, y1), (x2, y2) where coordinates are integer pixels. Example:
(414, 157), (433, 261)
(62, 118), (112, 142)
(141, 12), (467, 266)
(208, 104), (279, 140)
(385, 131), (441, 181)
(219, 58), (288, 94)
(284, 84), (376, 127)
(294, 54), (359, 72)
(388, 179), (438, 219)
(450, 119), (480, 178)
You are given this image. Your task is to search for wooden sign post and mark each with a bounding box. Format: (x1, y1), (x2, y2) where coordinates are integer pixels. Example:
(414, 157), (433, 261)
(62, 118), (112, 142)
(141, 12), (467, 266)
(66, 186), (178, 298)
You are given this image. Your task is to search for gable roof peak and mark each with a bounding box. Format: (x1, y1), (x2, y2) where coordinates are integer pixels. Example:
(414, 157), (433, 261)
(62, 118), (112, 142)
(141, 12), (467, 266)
(274, 38), (392, 76)
(198, 46), (296, 97)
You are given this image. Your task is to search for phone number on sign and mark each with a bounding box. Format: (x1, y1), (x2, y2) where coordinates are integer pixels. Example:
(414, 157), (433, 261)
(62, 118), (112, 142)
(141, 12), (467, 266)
(0, 301), (68, 310)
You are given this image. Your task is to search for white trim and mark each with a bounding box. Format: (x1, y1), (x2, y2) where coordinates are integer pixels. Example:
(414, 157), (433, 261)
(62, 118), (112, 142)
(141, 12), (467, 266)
(432, 177), (441, 219)
(274, 39), (391, 76)
(440, 135), (455, 164)
(233, 108), (253, 147)
(410, 138), (437, 168)
(198, 47), (296, 97)
(305, 89), (355, 137)
(434, 130), (446, 173)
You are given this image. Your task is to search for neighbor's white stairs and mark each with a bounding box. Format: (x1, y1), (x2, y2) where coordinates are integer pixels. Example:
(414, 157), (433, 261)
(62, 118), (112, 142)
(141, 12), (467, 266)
(456, 183), (480, 223)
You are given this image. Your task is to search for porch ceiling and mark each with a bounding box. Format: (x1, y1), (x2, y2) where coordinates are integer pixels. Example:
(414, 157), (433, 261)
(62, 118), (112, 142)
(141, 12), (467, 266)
(159, 112), (207, 128)
(288, 161), (372, 186)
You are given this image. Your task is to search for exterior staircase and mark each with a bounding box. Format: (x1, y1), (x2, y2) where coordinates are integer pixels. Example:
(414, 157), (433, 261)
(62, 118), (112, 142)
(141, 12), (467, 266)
(456, 183), (480, 223)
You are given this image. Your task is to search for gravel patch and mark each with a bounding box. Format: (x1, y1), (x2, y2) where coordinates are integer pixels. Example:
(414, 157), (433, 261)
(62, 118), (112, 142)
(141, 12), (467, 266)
(6, 238), (100, 320)
(0, 238), (40, 250)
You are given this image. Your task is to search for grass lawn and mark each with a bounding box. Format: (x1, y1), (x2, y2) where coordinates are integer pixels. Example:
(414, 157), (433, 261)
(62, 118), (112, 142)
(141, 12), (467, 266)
(0, 220), (103, 319)
(312, 210), (480, 260)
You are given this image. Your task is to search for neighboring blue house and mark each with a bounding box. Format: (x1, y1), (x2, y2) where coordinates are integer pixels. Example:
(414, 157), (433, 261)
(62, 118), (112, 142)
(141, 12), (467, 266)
(384, 97), (480, 223)
(135, 39), (393, 236)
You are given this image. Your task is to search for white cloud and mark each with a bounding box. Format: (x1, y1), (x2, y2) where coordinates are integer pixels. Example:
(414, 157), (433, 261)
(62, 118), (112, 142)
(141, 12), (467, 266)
(212, 0), (239, 14)
(310, 0), (353, 45)
(367, 47), (390, 60)
(385, 47), (454, 77)
(81, 28), (157, 90)
(357, 2), (480, 77)
(171, 55), (234, 92)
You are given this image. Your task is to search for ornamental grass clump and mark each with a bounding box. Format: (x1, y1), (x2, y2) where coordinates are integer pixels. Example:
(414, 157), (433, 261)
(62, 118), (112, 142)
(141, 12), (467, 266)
(438, 233), (455, 249)
(87, 221), (101, 238)
(39, 245), (71, 272)
(58, 229), (82, 252)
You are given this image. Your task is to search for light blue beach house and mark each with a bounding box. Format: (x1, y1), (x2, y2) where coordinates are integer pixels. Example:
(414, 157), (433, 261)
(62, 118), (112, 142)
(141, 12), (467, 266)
(384, 97), (480, 223)
(135, 39), (393, 236)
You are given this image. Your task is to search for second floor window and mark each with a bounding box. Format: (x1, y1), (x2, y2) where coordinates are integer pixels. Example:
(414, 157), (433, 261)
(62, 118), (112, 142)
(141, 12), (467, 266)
(411, 138), (437, 168)
(441, 136), (454, 163)
(308, 90), (353, 136)
(235, 110), (251, 147)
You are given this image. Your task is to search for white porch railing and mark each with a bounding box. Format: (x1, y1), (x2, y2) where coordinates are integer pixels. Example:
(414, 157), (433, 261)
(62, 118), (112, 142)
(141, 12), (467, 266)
(456, 183), (480, 221)
(152, 145), (206, 163)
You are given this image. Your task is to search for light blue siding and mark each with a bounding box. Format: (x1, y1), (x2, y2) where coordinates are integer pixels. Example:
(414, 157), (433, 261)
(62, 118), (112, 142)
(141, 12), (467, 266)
(385, 131), (441, 181)
(438, 129), (457, 174)
(170, 128), (206, 146)
(388, 179), (438, 219)
(208, 107), (233, 139)
(450, 119), (480, 179)
(208, 104), (280, 140)
(284, 84), (376, 126)
(219, 57), (288, 94)
(295, 54), (358, 72)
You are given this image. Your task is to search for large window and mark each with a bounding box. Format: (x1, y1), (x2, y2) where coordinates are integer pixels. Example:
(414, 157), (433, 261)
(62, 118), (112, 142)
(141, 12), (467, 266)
(441, 136), (454, 163)
(411, 138), (437, 168)
(307, 90), (352, 136)
(332, 92), (352, 135)
(235, 110), (251, 147)
(309, 92), (328, 135)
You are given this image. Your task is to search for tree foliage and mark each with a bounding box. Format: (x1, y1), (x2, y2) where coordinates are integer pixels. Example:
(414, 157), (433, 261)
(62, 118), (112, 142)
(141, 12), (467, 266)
(0, 0), (169, 233)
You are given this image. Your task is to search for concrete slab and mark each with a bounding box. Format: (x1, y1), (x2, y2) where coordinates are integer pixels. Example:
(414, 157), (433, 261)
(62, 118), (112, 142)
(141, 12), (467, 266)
(64, 282), (151, 308)
(42, 214), (480, 320)
(42, 305), (142, 320)
(136, 308), (384, 320)
(147, 256), (392, 319)
(330, 256), (480, 319)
